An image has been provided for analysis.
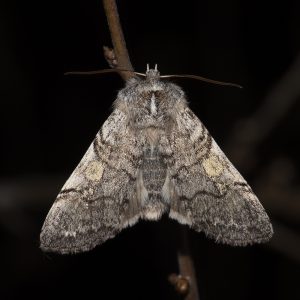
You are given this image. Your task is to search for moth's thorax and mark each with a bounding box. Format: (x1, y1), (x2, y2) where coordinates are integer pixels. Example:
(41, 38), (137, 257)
(115, 75), (187, 130)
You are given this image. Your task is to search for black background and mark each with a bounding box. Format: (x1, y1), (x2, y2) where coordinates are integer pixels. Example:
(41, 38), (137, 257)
(1, 1), (300, 299)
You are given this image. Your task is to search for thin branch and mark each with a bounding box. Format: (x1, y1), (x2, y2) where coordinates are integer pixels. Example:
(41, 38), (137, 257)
(103, 46), (118, 68)
(102, 0), (134, 80)
(169, 228), (200, 300)
(177, 229), (200, 300)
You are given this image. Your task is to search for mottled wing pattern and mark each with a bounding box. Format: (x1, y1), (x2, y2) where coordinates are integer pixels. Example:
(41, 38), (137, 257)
(40, 109), (143, 254)
(167, 106), (273, 245)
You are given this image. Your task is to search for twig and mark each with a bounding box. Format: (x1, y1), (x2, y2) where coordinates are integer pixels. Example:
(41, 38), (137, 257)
(177, 228), (200, 300)
(169, 228), (200, 300)
(103, 46), (118, 69)
(102, 0), (134, 80)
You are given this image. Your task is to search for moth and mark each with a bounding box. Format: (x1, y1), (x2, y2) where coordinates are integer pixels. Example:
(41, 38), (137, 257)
(40, 66), (273, 254)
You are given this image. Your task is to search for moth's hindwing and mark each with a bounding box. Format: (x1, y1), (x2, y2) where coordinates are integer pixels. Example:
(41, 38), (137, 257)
(166, 107), (273, 245)
(40, 109), (143, 254)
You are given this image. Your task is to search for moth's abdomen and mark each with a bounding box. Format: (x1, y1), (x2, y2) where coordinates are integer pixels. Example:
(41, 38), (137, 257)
(141, 146), (168, 220)
(142, 147), (167, 199)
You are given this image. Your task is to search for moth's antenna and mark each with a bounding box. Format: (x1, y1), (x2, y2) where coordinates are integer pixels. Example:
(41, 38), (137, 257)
(65, 69), (134, 76)
(160, 74), (242, 89)
(155, 64), (158, 71)
(64, 69), (146, 77)
(64, 69), (241, 88)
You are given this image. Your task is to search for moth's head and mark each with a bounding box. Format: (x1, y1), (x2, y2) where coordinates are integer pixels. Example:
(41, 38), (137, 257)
(145, 64), (160, 81)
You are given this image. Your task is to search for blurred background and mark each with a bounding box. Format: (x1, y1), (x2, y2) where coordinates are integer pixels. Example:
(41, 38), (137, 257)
(1, 0), (300, 299)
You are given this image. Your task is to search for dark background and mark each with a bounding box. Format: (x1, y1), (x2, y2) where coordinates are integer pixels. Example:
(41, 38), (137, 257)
(1, 0), (300, 299)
